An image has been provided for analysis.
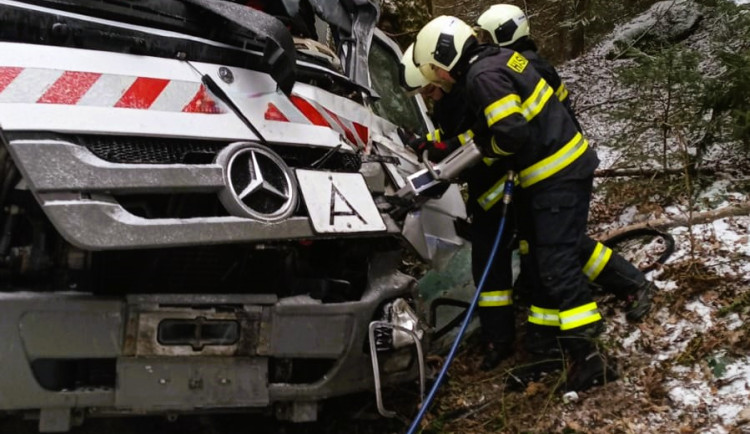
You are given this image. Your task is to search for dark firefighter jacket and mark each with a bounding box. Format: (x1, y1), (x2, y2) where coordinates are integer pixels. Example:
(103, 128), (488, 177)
(430, 55), (511, 217)
(451, 44), (598, 210)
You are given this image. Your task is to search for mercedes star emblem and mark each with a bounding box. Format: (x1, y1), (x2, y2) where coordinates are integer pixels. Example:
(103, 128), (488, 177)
(216, 142), (297, 221)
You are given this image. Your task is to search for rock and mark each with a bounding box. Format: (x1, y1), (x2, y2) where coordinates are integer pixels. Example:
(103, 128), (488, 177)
(738, 405), (750, 425)
(605, 0), (703, 59)
(562, 391), (579, 404)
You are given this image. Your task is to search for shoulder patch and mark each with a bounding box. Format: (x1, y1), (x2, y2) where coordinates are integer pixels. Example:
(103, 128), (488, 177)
(507, 52), (528, 73)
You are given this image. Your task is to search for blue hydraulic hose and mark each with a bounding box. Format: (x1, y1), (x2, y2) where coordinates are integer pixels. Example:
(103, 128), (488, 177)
(406, 172), (516, 434)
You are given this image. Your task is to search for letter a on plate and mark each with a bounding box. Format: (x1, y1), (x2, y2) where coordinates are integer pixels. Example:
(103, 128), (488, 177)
(296, 169), (386, 233)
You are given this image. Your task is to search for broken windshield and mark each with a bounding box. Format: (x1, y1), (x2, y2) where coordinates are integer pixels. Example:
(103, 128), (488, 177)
(368, 39), (426, 134)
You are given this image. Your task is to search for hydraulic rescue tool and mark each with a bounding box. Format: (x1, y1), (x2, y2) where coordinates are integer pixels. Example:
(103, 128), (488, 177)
(386, 139), (484, 222)
(396, 140), (483, 201)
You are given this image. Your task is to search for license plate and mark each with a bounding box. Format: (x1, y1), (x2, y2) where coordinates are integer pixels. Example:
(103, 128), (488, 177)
(296, 169), (386, 234)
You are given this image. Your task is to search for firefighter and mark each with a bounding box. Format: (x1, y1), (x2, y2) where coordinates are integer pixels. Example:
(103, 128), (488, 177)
(475, 4), (656, 329)
(411, 16), (616, 391)
(401, 43), (518, 371)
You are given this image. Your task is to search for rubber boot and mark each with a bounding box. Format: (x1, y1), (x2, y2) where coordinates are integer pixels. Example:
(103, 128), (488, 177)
(480, 342), (514, 371)
(565, 343), (618, 392)
(524, 329), (562, 357)
(504, 356), (564, 391)
(624, 280), (655, 321)
(502, 329), (564, 390)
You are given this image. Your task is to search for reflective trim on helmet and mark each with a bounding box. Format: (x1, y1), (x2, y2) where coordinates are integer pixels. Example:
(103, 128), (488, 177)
(519, 132), (587, 187)
(555, 82), (569, 102)
(528, 305), (560, 327)
(559, 302), (602, 331)
(484, 93), (522, 126)
(478, 290), (513, 307)
(583, 242), (613, 282)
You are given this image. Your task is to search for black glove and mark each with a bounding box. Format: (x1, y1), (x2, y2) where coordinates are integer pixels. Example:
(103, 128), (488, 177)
(397, 127), (418, 146)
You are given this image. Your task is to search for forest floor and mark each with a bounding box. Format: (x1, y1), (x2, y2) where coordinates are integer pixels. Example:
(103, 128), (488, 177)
(400, 2), (750, 432)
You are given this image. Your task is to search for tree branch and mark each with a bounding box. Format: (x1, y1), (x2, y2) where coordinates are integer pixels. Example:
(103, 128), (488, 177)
(594, 201), (750, 240)
(594, 166), (718, 178)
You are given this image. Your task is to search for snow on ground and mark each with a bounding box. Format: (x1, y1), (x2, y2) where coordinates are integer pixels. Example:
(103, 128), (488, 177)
(556, 2), (750, 430)
(446, 2), (750, 431)
(581, 136), (750, 432)
(414, 3), (750, 433)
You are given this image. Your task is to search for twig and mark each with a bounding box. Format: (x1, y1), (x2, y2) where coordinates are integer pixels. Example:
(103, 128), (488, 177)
(455, 396), (500, 421)
(577, 97), (634, 113)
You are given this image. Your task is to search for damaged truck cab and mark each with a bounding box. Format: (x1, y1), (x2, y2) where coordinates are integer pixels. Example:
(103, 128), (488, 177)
(0, 0), (467, 431)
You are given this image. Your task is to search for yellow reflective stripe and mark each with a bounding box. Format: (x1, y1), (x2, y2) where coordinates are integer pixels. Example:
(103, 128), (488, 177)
(556, 83), (569, 102)
(520, 79), (554, 121)
(426, 129), (442, 142)
(477, 175), (508, 211)
(582, 242), (612, 281)
(477, 174), (521, 211)
(483, 80), (552, 127)
(559, 302), (602, 331)
(519, 132), (588, 187)
(484, 94), (521, 126)
(519, 240), (529, 255)
(528, 305), (560, 327)
(490, 136), (514, 156)
(483, 157), (497, 166)
(458, 129), (474, 145)
(478, 290), (513, 307)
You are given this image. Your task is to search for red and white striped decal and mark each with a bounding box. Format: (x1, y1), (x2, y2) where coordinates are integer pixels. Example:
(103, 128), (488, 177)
(0, 66), (223, 113)
(265, 94), (370, 151)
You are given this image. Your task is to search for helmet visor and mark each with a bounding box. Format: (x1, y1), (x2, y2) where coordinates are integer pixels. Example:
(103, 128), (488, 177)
(418, 63), (441, 84)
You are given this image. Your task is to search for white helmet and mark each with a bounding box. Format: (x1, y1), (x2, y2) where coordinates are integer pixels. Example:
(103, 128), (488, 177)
(476, 4), (530, 47)
(413, 16), (476, 79)
(399, 43), (429, 92)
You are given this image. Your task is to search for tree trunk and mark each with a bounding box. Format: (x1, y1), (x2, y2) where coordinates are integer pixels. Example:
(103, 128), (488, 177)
(569, 0), (588, 58)
(594, 201), (750, 240)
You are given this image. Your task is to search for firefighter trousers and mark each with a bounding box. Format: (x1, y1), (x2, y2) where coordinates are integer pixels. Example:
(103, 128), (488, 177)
(517, 234), (647, 298)
(578, 236), (646, 296)
(471, 207), (516, 348)
(519, 175), (603, 354)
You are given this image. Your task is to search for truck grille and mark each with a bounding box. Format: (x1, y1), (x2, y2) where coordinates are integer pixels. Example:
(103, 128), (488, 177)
(78, 134), (362, 172)
(81, 136), (228, 164)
